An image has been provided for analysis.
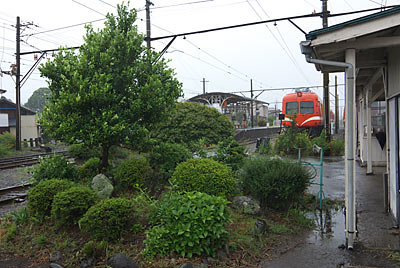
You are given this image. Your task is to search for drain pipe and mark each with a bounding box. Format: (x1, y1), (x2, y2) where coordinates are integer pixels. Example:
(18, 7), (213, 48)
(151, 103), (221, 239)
(300, 41), (356, 249)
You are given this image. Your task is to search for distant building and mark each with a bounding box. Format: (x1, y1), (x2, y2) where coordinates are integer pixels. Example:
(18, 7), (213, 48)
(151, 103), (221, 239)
(187, 92), (269, 128)
(0, 97), (39, 140)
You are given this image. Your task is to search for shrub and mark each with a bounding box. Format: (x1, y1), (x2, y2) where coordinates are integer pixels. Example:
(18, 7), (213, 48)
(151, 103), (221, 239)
(329, 139), (344, 156)
(274, 130), (312, 155)
(67, 144), (101, 161)
(311, 130), (329, 153)
(0, 132), (15, 157)
(214, 136), (246, 171)
(113, 158), (152, 190)
(258, 119), (267, 127)
(144, 191), (230, 257)
(78, 157), (100, 181)
(81, 240), (108, 258)
(51, 186), (97, 226)
(28, 179), (74, 220)
(31, 154), (77, 183)
(149, 142), (192, 178)
(79, 198), (134, 241)
(239, 156), (312, 210)
(171, 158), (237, 197)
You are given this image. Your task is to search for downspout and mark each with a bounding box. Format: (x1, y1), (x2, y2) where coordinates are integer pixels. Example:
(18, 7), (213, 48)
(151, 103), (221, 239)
(300, 41), (356, 249)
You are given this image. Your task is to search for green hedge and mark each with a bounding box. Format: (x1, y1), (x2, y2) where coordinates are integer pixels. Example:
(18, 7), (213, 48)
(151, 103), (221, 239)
(51, 186), (97, 226)
(171, 158), (237, 197)
(113, 158), (152, 190)
(79, 198), (135, 241)
(240, 156), (312, 210)
(27, 179), (74, 221)
(31, 154), (77, 183)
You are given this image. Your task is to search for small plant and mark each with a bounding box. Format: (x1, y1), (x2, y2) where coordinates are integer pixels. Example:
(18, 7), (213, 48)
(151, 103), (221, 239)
(113, 158), (152, 190)
(144, 191), (230, 257)
(77, 157), (101, 182)
(36, 235), (47, 246)
(28, 179), (74, 221)
(81, 240), (108, 258)
(171, 158), (237, 197)
(240, 156), (312, 210)
(6, 207), (29, 226)
(213, 136), (246, 171)
(329, 138), (344, 156)
(51, 186), (97, 226)
(311, 130), (329, 153)
(31, 154), (78, 183)
(79, 198), (135, 241)
(0, 132), (15, 157)
(269, 224), (290, 234)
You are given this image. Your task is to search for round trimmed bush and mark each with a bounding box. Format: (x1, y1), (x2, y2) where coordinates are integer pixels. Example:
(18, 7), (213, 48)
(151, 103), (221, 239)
(214, 136), (246, 171)
(78, 157), (100, 181)
(240, 156), (312, 210)
(79, 198), (135, 241)
(113, 158), (152, 189)
(149, 142), (192, 177)
(67, 144), (101, 161)
(144, 191), (230, 257)
(171, 158), (237, 197)
(51, 186), (97, 226)
(28, 179), (74, 220)
(32, 154), (77, 183)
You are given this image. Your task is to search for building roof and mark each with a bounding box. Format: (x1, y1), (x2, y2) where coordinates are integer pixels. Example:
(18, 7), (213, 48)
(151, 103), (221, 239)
(188, 92), (269, 106)
(306, 6), (400, 40)
(0, 97), (36, 115)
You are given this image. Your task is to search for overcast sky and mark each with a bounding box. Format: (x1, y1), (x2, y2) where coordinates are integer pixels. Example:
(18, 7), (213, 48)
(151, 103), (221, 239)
(0, 0), (396, 114)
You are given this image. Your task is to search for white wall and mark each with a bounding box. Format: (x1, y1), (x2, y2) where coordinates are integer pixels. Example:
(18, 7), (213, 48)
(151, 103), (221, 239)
(9, 115), (38, 141)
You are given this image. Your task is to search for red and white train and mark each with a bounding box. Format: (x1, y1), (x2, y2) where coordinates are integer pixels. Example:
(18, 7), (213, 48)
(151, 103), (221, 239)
(281, 89), (325, 136)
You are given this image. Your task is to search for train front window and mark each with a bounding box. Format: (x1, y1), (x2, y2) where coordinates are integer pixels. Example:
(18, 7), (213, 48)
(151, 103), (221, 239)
(300, 101), (314, 114)
(286, 102), (298, 114)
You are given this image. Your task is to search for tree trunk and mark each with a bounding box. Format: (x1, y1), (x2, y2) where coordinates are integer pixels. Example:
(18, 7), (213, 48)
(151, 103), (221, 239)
(100, 145), (110, 172)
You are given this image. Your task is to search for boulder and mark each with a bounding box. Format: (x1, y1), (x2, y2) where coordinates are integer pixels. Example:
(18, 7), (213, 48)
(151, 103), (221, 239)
(91, 174), (113, 200)
(107, 253), (138, 268)
(252, 218), (268, 235)
(232, 196), (261, 215)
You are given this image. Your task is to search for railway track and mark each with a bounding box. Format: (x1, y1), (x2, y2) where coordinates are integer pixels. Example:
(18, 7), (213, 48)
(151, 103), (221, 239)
(0, 151), (67, 170)
(0, 183), (31, 205)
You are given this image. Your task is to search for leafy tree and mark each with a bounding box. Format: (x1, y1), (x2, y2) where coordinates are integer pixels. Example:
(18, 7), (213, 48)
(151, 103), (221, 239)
(152, 102), (235, 148)
(39, 5), (182, 169)
(24, 87), (51, 113)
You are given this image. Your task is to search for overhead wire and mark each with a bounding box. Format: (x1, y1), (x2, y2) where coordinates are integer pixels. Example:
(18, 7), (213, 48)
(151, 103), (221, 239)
(71, 0), (107, 16)
(247, 0), (312, 84)
(152, 23), (270, 88)
(151, 0), (216, 10)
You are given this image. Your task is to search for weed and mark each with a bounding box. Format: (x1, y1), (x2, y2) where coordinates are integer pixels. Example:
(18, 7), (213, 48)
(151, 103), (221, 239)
(269, 224), (291, 234)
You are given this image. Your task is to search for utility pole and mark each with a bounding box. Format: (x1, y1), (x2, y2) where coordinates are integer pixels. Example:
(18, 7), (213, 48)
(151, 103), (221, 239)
(201, 78), (209, 94)
(250, 79), (254, 128)
(15, 16), (21, 151)
(322, 0), (330, 139)
(146, 0), (152, 49)
(335, 75), (339, 134)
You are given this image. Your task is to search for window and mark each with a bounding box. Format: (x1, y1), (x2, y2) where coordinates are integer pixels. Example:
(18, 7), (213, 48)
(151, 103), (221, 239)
(300, 101), (314, 114)
(286, 102), (298, 115)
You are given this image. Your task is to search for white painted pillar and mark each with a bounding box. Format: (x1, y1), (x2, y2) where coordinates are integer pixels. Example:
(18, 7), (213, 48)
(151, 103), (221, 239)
(345, 48), (357, 249)
(366, 88), (373, 174)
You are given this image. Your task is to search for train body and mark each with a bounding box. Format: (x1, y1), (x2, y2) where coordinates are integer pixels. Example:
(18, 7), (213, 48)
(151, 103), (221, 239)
(282, 90), (324, 135)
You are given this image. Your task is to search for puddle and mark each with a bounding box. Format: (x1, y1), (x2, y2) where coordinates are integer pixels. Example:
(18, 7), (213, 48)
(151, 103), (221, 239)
(307, 208), (346, 246)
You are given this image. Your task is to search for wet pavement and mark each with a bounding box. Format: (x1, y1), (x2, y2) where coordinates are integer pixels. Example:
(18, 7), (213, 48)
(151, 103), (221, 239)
(263, 156), (400, 268)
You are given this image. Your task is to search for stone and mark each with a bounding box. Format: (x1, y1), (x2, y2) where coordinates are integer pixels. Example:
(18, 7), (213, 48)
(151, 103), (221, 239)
(80, 257), (96, 268)
(179, 263), (193, 268)
(91, 174), (113, 200)
(49, 251), (62, 262)
(50, 264), (64, 268)
(107, 253), (138, 268)
(252, 218), (268, 235)
(232, 196), (261, 216)
(194, 264), (208, 268)
(216, 248), (228, 260)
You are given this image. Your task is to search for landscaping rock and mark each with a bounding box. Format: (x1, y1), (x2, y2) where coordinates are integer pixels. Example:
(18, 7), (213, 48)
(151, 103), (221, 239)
(49, 251), (62, 262)
(252, 218), (268, 235)
(50, 264), (64, 268)
(194, 264), (208, 268)
(232, 196), (261, 215)
(80, 257), (96, 268)
(91, 174), (113, 200)
(107, 253), (138, 268)
(179, 263), (193, 268)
